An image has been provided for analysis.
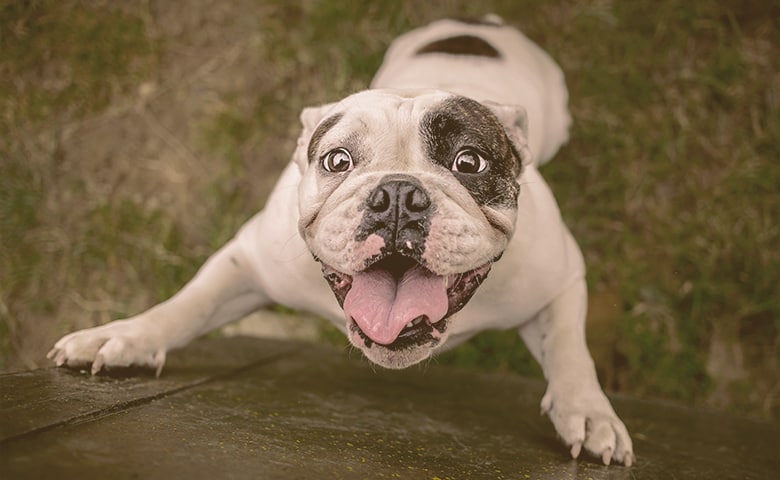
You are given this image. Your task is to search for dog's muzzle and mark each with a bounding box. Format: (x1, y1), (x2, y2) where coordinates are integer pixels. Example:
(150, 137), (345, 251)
(318, 175), (494, 356)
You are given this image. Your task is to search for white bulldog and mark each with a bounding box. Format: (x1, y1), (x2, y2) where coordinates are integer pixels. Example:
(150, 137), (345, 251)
(49, 16), (634, 465)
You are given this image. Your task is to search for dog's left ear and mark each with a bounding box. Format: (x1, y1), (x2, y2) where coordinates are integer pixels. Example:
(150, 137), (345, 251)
(293, 102), (337, 171)
(483, 101), (533, 167)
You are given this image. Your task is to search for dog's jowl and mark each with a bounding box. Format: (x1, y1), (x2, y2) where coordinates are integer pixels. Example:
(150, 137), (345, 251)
(49, 16), (634, 466)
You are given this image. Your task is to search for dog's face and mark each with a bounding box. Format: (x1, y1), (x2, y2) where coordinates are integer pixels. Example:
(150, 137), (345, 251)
(295, 89), (530, 368)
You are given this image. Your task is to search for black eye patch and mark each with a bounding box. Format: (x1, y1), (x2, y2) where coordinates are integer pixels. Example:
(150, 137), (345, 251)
(419, 96), (521, 208)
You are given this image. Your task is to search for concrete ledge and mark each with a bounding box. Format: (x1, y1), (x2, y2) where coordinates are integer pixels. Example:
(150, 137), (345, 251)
(1, 337), (777, 479)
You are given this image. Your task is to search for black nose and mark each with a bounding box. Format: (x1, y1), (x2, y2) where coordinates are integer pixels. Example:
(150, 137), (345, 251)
(367, 178), (431, 216)
(358, 175), (433, 259)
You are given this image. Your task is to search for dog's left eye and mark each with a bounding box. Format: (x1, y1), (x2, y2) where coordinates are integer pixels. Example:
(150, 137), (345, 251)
(452, 149), (488, 174)
(322, 148), (354, 173)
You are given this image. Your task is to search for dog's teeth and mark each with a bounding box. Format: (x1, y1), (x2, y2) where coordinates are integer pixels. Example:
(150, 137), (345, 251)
(405, 317), (426, 329)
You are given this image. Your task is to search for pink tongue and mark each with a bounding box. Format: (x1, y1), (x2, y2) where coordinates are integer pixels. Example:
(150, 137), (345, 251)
(343, 265), (448, 345)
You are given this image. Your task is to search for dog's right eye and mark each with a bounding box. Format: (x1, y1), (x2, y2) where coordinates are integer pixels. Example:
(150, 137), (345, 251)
(322, 148), (354, 173)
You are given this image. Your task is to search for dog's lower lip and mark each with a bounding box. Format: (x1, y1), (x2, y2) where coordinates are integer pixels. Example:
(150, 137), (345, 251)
(349, 315), (442, 349)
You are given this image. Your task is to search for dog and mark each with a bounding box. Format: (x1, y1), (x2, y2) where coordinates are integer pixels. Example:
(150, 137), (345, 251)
(48, 16), (634, 466)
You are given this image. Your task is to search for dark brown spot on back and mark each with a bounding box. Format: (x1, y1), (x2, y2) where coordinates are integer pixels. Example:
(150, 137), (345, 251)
(415, 35), (501, 59)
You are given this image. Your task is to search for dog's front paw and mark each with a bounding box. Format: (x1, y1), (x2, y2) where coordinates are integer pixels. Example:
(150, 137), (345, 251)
(47, 319), (167, 376)
(541, 384), (634, 466)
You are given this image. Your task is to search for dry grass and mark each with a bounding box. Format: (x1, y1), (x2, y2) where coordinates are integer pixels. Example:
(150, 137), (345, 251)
(0, 0), (777, 419)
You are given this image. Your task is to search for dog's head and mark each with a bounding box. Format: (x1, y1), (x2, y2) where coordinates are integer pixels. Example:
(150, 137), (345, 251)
(295, 89), (530, 368)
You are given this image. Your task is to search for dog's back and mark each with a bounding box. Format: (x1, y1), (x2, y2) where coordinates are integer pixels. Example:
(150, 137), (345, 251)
(371, 16), (571, 165)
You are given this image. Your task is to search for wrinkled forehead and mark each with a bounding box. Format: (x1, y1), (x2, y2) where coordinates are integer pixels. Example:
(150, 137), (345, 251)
(338, 89), (455, 116)
(327, 90), (451, 130)
(307, 90), (510, 163)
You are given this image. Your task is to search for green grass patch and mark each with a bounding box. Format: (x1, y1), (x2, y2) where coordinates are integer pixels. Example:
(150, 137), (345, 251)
(0, 1), (157, 131)
(0, 1), (160, 365)
(80, 200), (199, 309)
(542, 0), (779, 412)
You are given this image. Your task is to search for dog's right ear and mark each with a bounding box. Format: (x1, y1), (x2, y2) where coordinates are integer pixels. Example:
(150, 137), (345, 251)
(483, 101), (533, 168)
(294, 103), (338, 171)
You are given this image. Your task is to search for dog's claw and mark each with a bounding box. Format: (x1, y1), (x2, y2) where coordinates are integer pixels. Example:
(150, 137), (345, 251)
(602, 447), (612, 465)
(542, 384), (633, 466)
(46, 347), (63, 366)
(570, 442), (582, 459)
(91, 353), (105, 375)
(49, 321), (168, 376)
(153, 350), (166, 378)
(48, 348), (67, 367)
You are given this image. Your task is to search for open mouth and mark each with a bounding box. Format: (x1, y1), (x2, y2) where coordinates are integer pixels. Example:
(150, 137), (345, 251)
(320, 254), (493, 351)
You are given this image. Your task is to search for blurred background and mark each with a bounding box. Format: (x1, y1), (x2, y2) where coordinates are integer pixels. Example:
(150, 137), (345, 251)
(1, 0), (777, 420)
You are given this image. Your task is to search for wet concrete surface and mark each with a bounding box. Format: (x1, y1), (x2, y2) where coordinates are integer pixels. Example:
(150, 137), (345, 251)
(1, 336), (778, 479)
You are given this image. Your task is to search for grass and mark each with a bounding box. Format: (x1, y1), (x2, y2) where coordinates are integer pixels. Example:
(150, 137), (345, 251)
(548, 1), (780, 409)
(0, 0), (163, 368)
(0, 0), (777, 419)
(0, 1), (156, 131)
